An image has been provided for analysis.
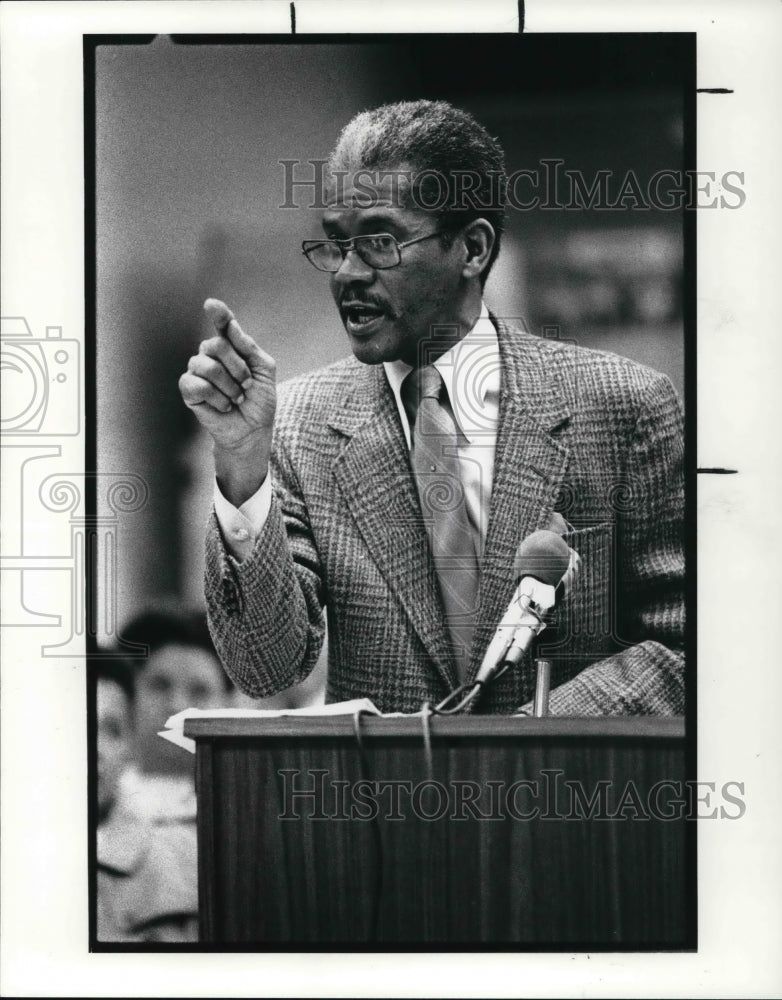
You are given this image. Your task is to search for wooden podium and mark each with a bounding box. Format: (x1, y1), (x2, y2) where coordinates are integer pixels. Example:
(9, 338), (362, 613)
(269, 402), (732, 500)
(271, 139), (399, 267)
(185, 715), (691, 947)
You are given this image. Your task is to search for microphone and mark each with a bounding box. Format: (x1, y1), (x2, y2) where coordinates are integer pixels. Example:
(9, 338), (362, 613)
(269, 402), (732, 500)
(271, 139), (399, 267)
(474, 530), (575, 689)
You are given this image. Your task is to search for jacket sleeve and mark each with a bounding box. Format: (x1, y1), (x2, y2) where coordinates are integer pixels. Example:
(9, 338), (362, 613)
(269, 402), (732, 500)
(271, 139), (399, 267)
(523, 372), (686, 716)
(204, 426), (326, 698)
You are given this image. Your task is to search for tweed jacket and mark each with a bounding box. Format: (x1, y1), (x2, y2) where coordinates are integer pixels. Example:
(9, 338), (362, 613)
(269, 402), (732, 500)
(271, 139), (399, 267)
(205, 319), (685, 716)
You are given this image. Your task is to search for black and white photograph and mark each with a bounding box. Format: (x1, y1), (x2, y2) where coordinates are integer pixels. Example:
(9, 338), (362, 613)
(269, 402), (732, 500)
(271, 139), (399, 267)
(92, 31), (693, 948)
(2, 1), (781, 996)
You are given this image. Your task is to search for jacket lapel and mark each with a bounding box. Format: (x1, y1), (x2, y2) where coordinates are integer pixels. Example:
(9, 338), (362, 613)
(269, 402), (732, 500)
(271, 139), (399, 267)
(329, 363), (458, 690)
(326, 320), (572, 695)
(468, 320), (571, 681)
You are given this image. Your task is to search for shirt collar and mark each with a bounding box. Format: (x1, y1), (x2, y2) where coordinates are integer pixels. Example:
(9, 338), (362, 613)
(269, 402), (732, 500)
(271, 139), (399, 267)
(383, 302), (500, 445)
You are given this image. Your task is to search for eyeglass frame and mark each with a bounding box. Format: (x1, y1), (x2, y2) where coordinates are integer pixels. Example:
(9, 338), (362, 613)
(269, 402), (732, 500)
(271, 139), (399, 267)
(301, 229), (445, 272)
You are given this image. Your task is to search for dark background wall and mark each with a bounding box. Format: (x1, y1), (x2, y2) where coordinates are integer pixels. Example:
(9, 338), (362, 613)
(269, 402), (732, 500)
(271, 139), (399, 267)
(96, 35), (688, 624)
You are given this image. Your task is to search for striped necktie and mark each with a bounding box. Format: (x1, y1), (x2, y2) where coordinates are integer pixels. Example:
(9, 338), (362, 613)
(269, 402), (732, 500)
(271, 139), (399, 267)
(401, 365), (479, 682)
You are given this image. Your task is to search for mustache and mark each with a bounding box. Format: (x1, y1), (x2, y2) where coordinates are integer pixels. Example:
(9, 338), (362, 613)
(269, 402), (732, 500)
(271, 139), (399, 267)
(337, 291), (389, 311)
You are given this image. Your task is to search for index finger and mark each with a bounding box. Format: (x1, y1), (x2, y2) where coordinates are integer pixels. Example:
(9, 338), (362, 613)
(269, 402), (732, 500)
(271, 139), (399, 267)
(204, 297), (239, 336)
(203, 297), (275, 373)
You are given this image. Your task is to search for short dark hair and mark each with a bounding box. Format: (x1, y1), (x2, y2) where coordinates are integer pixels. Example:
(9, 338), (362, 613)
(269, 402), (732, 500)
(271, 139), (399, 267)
(90, 657), (136, 706)
(328, 99), (507, 284)
(120, 607), (234, 693)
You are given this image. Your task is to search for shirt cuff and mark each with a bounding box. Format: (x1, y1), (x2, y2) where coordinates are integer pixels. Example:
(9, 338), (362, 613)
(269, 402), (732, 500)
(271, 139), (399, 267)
(213, 475), (272, 563)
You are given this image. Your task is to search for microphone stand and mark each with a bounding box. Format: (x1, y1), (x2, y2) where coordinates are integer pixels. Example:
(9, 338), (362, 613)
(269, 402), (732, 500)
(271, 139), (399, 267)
(532, 659), (552, 717)
(433, 601), (549, 715)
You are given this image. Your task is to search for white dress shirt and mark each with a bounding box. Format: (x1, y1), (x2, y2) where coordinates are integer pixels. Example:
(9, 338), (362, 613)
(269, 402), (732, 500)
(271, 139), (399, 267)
(214, 303), (501, 562)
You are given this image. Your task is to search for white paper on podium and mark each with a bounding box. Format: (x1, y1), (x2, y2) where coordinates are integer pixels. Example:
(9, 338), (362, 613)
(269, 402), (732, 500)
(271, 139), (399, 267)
(159, 698), (385, 754)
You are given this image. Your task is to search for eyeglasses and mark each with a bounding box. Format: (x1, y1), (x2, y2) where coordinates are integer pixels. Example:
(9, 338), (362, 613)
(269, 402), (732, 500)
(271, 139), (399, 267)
(301, 230), (443, 272)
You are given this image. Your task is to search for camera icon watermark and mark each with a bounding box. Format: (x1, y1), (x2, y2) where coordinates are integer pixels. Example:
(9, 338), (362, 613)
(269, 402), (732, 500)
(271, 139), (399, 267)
(0, 316), (80, 436)
(1, 315), (146, 654)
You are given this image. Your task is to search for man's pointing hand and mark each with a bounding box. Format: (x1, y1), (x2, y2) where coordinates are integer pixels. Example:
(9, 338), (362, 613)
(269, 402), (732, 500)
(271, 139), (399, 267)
(179, 299), (277, 505)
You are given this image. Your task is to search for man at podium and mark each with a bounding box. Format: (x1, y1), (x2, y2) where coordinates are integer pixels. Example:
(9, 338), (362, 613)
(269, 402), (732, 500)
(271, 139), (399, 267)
(179, 99), (685, 717)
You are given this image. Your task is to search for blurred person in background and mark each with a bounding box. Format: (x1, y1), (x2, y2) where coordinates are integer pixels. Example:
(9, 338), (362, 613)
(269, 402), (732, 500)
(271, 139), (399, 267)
(122, 607), (233, 776)
(118, 606), (235, 821)
(117, 604), (325, 822)
(95, 659), (198, 942)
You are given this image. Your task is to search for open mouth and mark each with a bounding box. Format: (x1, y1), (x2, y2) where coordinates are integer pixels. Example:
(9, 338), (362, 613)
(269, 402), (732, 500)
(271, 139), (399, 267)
(342, 302), (386, 334)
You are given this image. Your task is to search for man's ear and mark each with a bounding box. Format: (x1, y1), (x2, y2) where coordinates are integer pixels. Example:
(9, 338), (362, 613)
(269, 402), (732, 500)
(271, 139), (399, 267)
(460, 218), (496, 281)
